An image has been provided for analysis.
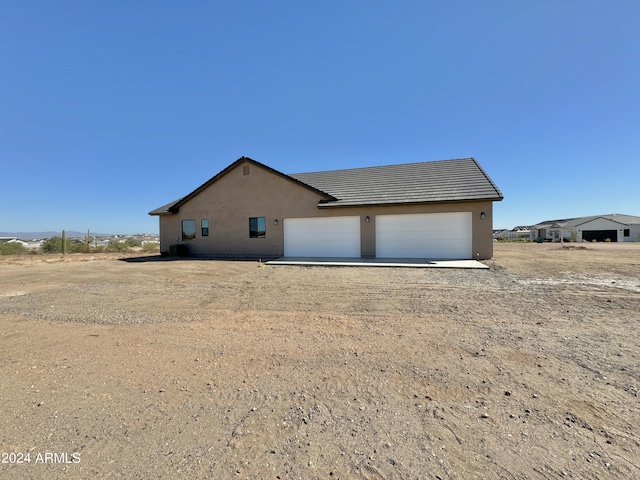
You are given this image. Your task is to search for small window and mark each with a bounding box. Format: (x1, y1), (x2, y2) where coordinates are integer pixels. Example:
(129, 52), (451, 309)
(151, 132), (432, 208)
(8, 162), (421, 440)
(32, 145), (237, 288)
(201, 219), (209, 236)
(624, 229), (630, 237)
(249, 217), (266, 238)
(182, 220), (196, 241)
(243, 165), (250, 176)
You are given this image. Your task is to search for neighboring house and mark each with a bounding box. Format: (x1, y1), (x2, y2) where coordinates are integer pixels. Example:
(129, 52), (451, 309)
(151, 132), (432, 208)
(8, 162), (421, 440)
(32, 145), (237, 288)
(149, 156), (504, 260)
(24, 240), (44, 250)
(0, 238), (29, 247)
(493, 226), (532, 241)
(531, 214), (640, 242)
(93, 237), (113, 248)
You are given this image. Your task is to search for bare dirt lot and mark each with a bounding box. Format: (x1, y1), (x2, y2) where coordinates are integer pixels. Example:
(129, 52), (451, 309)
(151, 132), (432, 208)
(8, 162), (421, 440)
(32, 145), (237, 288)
(1, 243), (639, 479)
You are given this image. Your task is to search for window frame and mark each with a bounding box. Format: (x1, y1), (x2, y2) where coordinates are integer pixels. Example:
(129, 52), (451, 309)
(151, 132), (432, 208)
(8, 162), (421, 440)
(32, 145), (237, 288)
(182, 219), (196, 241)
(201, 219), (209, 237)
(249, 217), (266, 238)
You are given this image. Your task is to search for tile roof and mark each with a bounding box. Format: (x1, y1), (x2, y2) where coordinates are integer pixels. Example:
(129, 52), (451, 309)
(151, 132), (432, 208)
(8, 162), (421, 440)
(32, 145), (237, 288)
(150, 157), (503, 215)
(290, 158), (503, 207)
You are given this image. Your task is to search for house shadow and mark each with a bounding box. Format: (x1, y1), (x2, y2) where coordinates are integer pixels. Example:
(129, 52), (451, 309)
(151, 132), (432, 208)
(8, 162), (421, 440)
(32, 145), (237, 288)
(118, 254), (275, 263)
(119, 255), (169, 263)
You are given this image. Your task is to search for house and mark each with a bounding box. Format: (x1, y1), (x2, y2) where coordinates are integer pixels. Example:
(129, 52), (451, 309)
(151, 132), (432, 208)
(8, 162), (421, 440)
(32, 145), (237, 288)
(0, 237), (28, 247)
(493, 226), (532, 241)
(531, 214), (640, 242)
(149, 156), (503, 260)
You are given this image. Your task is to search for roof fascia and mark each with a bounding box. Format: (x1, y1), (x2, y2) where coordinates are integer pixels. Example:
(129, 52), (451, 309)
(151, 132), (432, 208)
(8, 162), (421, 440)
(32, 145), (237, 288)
(316, 197), (504, 209)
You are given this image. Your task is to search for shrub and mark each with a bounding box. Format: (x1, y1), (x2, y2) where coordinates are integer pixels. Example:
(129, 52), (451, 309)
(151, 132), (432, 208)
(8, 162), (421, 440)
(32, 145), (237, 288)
(0, 241), (28, 255)
(142, 242), (159, 253)
(41, 236), (73, 254)
(105, 241), (130, 252)
(70, 242), (91, 253)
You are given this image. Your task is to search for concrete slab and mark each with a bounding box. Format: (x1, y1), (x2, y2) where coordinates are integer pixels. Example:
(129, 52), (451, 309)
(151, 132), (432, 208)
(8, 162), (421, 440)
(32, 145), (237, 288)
(266, 257), (489, 269)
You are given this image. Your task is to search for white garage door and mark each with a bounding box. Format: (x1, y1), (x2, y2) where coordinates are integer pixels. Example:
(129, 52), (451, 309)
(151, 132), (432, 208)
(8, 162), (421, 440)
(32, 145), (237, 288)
(284, 216), (361, 257)
(376, 212), (472, 259)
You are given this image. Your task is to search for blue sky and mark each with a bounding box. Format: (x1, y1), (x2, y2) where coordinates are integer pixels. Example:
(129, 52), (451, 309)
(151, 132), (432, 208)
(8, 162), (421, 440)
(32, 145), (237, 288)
(2, 1), (638, 234)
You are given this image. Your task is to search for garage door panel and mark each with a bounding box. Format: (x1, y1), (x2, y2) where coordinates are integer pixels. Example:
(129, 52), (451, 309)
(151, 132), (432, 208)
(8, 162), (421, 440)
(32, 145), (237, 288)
(376, 212), (472, 259)
(284, 217), (360, 257)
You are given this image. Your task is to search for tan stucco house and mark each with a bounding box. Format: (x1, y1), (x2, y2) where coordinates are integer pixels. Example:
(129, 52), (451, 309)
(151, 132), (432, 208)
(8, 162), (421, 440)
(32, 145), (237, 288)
(149, 156), (503, 260)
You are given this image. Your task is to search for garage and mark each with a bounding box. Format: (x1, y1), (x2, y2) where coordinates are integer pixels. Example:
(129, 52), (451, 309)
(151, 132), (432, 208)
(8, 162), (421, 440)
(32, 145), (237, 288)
(376, 212), (472, 259)
(582, 230), (617, 242)
(284, 216), (361, 257)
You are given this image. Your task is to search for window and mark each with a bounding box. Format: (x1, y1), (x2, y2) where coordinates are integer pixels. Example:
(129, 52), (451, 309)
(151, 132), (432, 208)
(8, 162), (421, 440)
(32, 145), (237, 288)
(182, 220), (196, 241)
(249, 217), (266, 238)
(201, 219), (209, 236)
(624, 229), (630, 237)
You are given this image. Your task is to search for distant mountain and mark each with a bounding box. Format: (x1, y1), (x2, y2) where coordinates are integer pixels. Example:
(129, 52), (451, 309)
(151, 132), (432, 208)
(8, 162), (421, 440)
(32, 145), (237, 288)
(0, 231), (115, 240)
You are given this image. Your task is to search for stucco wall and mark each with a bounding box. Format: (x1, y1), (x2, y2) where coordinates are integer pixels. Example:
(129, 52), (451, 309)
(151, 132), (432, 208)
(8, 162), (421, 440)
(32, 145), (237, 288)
(157, 160), (496, 259)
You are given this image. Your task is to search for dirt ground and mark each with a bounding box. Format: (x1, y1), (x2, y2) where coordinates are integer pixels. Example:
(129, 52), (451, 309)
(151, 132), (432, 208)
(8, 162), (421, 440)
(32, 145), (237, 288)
(0, 242), (638, 479)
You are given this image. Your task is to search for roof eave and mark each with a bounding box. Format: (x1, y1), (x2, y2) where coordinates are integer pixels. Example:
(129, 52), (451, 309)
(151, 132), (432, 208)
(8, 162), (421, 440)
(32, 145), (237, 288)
(317, 196), (504, 208)
(148, 198), (184, 216)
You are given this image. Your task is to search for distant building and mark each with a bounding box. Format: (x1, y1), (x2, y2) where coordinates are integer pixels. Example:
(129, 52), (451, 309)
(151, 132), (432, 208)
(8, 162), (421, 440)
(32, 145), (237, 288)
(531, 214), (640, 242)
(493, 226), (532, 241)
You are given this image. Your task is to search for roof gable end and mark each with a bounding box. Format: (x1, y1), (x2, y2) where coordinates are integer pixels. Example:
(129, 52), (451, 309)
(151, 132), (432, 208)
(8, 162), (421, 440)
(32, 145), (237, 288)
(574, 216), (628, 227)
(151, 156), (336, 215)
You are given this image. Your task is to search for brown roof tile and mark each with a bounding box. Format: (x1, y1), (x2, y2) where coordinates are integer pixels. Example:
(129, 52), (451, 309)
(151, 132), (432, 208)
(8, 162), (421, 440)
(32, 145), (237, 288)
(290, 158), (503, 207)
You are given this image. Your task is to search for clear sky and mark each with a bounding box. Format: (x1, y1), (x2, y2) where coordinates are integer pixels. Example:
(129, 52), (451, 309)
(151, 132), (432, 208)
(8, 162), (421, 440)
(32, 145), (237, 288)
(2, 1), (638, 234)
